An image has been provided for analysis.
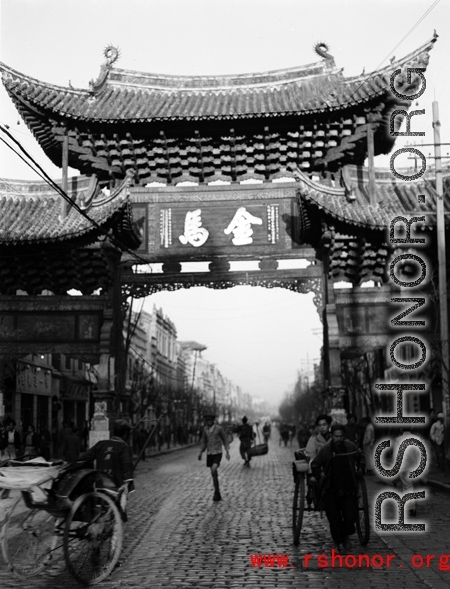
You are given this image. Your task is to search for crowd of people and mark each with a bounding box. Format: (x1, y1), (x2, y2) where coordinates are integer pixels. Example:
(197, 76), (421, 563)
(0, 418), (89, 462)
(291, 408), (448, 553)
(0, 418), (51, 461)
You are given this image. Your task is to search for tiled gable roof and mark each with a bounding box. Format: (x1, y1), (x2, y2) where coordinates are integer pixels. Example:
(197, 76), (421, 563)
(0, 175), (139, 248)
(0, 34), (436, 122)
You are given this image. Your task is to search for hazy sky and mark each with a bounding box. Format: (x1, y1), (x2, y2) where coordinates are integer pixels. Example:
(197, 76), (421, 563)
(1, 0), (448, 406)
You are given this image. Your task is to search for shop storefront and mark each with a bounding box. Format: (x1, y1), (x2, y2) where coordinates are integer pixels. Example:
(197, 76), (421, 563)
(15, 360), (53, 429)
(61, 374), (91, 434)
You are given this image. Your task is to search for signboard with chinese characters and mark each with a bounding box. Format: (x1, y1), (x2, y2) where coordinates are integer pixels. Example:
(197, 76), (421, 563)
(16, 362), (52, 396)
(0, 296), (107, 362)
(131, 184), (301, 261)
(334, 286), (433, 350)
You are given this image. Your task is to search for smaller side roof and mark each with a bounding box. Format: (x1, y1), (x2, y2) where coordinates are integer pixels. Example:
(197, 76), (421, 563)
(0, 174), (141, 249)
(296, 164), (448, 233)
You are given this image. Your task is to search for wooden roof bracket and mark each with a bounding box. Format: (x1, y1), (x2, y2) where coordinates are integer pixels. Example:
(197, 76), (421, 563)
(340, 166), (356, 202)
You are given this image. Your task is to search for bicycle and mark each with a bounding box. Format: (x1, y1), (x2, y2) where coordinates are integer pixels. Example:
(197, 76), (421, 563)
(0, 456), (127, 585)
(292, 448), (370, 547)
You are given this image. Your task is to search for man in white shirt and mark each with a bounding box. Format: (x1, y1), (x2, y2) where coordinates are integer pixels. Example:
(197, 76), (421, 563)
(198, 413), (230, 501)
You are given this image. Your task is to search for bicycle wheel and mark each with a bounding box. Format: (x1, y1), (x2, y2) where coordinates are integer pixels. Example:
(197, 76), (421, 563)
(355, 475), (370, 545)
(1, 495), (59, 577)
(292, 472), (305, 546)
(64, 491), (123, 585)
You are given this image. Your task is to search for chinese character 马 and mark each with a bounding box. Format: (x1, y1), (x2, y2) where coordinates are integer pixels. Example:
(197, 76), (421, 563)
(179, 209), (209, 247)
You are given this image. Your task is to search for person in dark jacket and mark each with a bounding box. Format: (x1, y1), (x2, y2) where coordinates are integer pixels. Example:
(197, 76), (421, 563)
(311, 423), (363, 553)
(78, 419), (134, 491)
(23, 425), (39, 458)
(62, 425), (81, 463)
(238, 416), (255, 467)
(38, 423), (52, 461)
(2, 420), (21, 459)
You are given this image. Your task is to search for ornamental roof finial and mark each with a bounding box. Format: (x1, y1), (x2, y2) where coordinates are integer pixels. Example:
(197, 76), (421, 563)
(314, 41), (335, 69)
(89, 45), (120, 94)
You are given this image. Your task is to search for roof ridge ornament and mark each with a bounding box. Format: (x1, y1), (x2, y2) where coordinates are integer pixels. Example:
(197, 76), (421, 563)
(314, 42), (335, 69)
(89, 45), (120, 95)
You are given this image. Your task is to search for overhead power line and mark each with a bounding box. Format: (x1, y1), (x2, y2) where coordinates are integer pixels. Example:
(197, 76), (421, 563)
(0, 125), (151, 268)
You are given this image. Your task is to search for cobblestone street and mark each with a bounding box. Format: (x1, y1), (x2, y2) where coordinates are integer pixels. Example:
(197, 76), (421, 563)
(1, 439), (450, 589)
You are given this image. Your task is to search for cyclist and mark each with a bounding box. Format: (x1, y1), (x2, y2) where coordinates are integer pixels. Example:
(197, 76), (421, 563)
(310, 422), (362, 553)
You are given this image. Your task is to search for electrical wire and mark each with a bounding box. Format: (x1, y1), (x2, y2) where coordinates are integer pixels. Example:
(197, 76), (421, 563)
(0, 125), (152, 268)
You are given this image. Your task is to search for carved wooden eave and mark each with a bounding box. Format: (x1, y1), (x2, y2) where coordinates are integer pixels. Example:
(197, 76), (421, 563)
(0, 34), (437, 184)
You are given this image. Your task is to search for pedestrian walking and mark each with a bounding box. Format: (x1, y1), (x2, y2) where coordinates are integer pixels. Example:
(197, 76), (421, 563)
(296, 421), (309, 449)
(362, 416), (375, 474)
(23, 425), (39, 458)
(262, 421), (271, 443)
(238, 416), (255, 466)
(345, 414), (358, 445)
(62, 425), (81, 463)
(430, 412), (445, 471)
(38, 423), (51, 460)
(2, 419), (21, 459)
(198, 413), (230, 501)
(279, 423), (290, 446)
(310, 423), (362, 553)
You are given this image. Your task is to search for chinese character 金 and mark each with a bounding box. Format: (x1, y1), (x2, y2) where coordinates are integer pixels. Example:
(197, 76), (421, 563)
(224, 207), (263, 245)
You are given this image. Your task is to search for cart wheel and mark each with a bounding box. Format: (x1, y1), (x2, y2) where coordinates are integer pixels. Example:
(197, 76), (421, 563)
(355, 474), (370, 545)
(64, 491), (123, 585)
(1, 495), (59, 577)
(292, 472), (305, 546)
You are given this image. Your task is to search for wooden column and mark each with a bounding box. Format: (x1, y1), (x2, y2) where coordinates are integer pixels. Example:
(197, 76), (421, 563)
(367, 120), (376, 206)
(61, 133), (69, 217)
(89, 243), (125, 447)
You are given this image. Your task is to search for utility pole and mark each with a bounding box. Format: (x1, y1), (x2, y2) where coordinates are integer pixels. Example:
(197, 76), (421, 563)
(433, 101), (449, 460)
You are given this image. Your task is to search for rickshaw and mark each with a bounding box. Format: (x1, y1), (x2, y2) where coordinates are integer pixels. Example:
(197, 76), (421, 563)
(292, 448), (370, 547)
(0, 456), (127, 585)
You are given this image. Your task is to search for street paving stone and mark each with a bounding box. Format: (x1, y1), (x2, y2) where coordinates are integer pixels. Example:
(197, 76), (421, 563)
(1, 439), (450, 588)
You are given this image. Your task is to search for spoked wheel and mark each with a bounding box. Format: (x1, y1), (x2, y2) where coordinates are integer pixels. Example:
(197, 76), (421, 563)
(355, 474), (370, 545)
(292, 472), (305, 546)
(64, 491), (123, 586)
(1, 495), (59, 577)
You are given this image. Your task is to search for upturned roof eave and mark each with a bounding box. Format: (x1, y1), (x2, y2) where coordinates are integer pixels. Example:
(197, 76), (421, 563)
(344, 31), (438, 86)
(0, 175), (138, 247)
